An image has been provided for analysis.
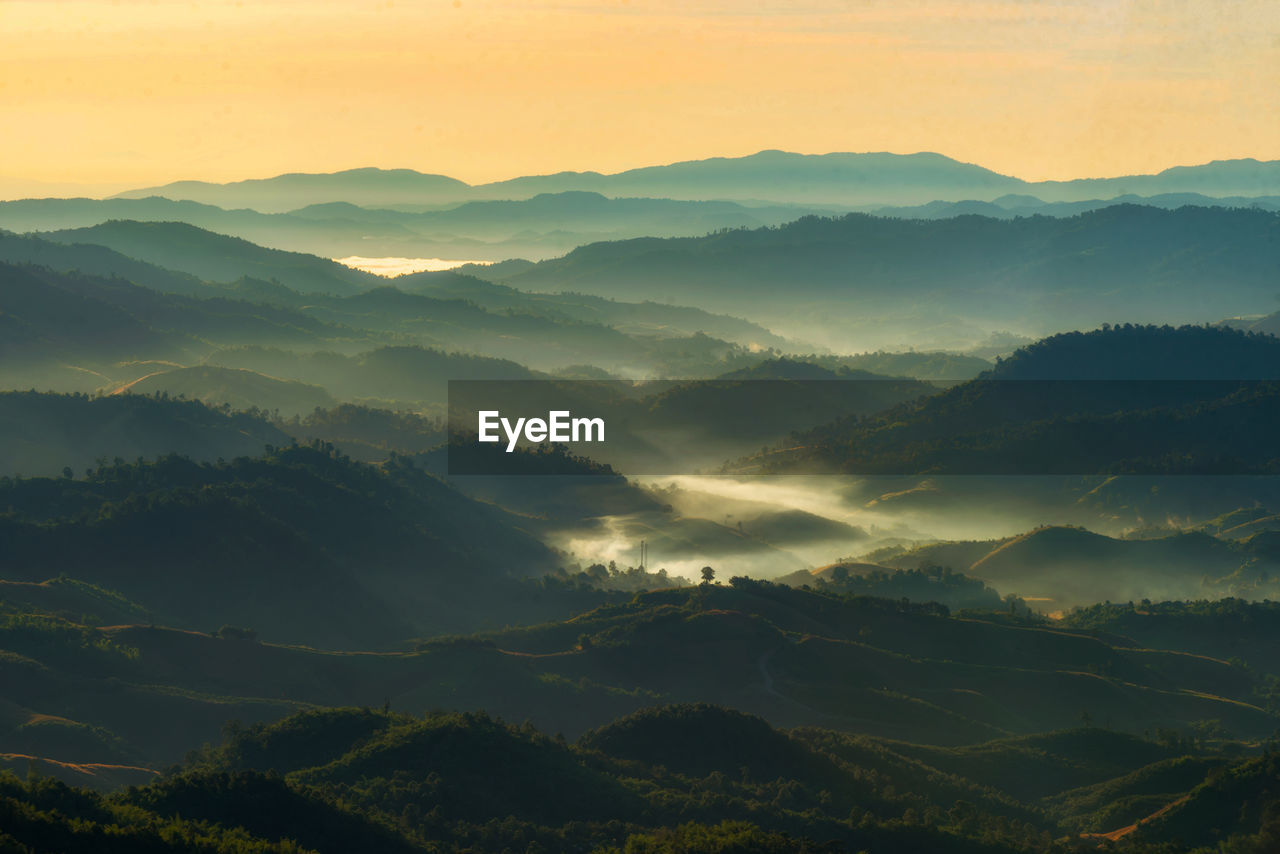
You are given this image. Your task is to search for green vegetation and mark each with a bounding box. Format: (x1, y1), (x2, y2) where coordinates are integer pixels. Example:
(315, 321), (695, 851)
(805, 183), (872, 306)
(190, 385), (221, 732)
(5, 184), (1280, 853)
(4, 703), (1279, 852)
(498, 206), (1280, 351)
(744, 325), (1280, 477)
(779, 564), (1006, 611)
(0, 444), (575, 647)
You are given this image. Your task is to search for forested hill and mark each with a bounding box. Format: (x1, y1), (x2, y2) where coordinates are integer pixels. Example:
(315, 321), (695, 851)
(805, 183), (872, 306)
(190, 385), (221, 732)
(0, 445), (561, 647)
(6, 586), (1280, 851)
(41, 220), (379, 294)
(742, 325), (1280, 475)
(0, 391), (290, 477)
(985, 324), (1280, 380)
(500, 206), (1280, 332)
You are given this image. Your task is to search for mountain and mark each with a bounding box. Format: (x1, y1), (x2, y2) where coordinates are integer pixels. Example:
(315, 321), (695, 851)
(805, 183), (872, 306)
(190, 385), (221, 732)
(0, 446), (563, 648)
(109, 153), (1280, 210)
(6, 703), (1277, 853)
(479, 150), (1027, 205)
(0, 391), (289, 478)
(778, 564), (1006, 611)
(1041, 158), (1280, 201)
(444, 362), (933, 475)
(112, 167), (472, 212)
(0, 704), (1041, 853)
(0, 228), (205, 295)
(986, 324), (1280, 380)
(0, 263), (184, 371)
(0, 192), (824, 261)
(395, 269), (796, 351)
(0, 261), (350, 390)
(108, 366), (337, 418)
(40, 221), (379, 294)
(740, 325), (1280, 478)
(1, 229), (812, 386)
(877, 525), (1258, 607)
(866, 191), (1280, 220)
(203, 344), (541, 408)
(499, 206), (1280, 347)
(1062, 598), (1280, 676)
(108, 153), (1024, 208)
(6, 575), (1277, 770)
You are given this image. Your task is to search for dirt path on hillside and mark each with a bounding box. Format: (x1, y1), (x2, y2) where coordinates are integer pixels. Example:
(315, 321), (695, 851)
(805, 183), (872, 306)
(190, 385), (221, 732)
(1081, 794), (1191, 843)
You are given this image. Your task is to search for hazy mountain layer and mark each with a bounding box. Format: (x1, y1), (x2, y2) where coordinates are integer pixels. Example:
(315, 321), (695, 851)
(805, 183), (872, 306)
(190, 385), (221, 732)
(500, 206), (1280, 349)
(110, 152), (1280, 210)
(40, 221), (378, 294)
(0, 446), (569, 649)
(742, 326), (1280, 478)
(0, 391), (289, 478)
(0, 193), (833, 260)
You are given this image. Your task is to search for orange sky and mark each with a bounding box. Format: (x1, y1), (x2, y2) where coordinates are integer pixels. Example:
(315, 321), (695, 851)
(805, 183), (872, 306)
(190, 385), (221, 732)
(1, 0), (1276, 195)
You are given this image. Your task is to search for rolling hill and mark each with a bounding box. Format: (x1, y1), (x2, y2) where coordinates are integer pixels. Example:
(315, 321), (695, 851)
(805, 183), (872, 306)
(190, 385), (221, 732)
(0, 261), (353, 391)
(0, 391), (289, 478)
(741, 325), (1280, 478)
(109, 366), (337, 418)
(877, 526), (1261, 607)
(6, 575), (1278, 770)
(0, 445), (565, 648)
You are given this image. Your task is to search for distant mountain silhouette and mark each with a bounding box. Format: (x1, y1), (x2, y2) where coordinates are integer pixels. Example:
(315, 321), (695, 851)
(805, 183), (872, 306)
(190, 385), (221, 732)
(109, 152), (1280, 210)
(866, 192), (1280, 220)
(479, 150), (1024, 205)
(500, 205), (1280, 339)
(113, 167), (471, 212)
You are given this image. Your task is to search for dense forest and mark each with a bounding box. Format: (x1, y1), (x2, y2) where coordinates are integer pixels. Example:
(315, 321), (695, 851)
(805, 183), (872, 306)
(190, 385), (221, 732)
(743, 325), (1280, 476)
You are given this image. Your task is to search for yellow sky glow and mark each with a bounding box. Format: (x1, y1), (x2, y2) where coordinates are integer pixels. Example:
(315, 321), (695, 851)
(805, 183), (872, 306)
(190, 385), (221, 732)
(1, 0), (1276, 194)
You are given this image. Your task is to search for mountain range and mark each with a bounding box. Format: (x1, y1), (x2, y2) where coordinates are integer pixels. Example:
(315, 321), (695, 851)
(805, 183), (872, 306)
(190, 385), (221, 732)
(6, 151), (1280, 854)
(107, 152), (1280, 210)
(0, 192), (823, 261)
(498, 204), (1280, 349)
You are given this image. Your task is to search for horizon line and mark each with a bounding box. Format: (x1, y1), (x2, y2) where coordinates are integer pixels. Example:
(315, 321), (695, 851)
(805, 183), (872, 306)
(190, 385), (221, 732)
(7, 148), (1278, 200)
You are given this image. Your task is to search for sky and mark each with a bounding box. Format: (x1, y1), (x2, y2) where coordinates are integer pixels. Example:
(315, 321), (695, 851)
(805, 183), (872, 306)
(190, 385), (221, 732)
(1, 0), (1276, 195)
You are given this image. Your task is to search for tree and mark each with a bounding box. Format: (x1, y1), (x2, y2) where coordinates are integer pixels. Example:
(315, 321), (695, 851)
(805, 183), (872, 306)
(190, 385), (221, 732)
(701, 566), (716, 584)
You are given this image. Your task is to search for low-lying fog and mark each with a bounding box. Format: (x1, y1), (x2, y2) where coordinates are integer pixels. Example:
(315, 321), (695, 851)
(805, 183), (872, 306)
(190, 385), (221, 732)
(544, 474), (1280, 610)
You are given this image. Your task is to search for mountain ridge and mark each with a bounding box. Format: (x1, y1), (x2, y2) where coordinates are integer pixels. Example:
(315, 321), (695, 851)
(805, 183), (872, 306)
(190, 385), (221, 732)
(108, 152), (1280, 211)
